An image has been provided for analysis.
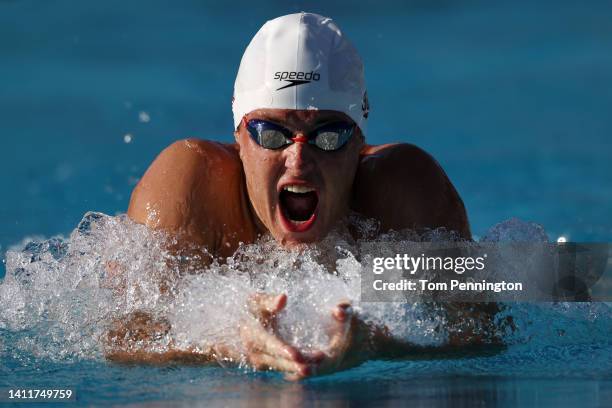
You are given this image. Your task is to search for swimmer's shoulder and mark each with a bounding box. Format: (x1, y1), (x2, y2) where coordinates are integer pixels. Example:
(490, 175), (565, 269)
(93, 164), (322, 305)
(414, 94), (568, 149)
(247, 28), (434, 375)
(128, 138), (259, 255)
(352, 143), (471, 239)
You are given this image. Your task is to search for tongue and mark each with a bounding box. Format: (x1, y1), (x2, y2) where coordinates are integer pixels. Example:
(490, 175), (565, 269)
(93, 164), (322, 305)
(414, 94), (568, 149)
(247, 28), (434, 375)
(280, 191), (318, 221)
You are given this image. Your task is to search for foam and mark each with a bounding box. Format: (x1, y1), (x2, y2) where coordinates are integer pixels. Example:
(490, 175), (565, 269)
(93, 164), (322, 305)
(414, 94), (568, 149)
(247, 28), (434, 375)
(0, 212), (609, 364)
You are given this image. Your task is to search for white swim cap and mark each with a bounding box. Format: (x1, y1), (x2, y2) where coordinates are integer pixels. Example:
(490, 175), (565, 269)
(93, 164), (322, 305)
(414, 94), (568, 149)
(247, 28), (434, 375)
(232, 12), (369, 134)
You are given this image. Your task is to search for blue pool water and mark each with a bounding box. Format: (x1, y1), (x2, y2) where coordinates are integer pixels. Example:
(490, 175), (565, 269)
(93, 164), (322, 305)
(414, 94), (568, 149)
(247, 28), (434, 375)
(1, 0), (611, 406)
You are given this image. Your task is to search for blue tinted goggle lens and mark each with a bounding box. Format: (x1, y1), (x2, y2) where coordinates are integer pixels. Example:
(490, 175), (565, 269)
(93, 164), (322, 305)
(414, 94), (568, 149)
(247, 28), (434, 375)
(246, 119), (355, 151)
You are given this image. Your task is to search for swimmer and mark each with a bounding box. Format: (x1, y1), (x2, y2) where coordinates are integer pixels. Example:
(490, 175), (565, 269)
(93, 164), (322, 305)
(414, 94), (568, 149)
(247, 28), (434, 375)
(106, 13), (490, 379)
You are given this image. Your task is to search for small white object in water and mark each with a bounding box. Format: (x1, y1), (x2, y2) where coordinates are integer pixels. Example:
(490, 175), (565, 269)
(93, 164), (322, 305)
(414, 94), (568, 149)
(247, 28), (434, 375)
(557, 236), (567, 243)
(123, 134), (132, 143)
(138, 111), (151, 123)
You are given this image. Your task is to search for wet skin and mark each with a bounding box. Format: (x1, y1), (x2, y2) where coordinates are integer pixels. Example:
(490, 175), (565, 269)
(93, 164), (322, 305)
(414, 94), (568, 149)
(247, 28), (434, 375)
(114, 109), (474, 378)
(127, 109), (470, 257)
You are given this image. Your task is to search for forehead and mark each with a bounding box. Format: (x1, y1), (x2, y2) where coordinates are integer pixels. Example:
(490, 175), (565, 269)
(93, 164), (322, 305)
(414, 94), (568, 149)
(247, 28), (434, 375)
(245, 109), (353, 128)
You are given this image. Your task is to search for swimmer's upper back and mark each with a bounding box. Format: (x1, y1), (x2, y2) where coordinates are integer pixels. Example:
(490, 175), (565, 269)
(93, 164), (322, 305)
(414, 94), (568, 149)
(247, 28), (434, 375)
(353, 143), (471, 239)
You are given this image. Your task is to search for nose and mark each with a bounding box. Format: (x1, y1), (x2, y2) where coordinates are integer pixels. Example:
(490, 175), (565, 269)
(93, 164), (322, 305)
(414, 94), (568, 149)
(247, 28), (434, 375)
(283, 134), (315, 173)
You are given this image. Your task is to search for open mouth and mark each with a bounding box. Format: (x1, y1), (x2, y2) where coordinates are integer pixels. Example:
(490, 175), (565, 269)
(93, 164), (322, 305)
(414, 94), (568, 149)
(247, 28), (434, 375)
(278, 185), (319, 232)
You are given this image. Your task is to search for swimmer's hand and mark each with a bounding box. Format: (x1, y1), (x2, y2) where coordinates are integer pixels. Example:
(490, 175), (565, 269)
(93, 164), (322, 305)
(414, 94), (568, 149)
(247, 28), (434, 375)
(242, 295), (371, 380)
(103, 293), (396, 376)
(240, 293), (323, 379)
(300, 301), (390, 380)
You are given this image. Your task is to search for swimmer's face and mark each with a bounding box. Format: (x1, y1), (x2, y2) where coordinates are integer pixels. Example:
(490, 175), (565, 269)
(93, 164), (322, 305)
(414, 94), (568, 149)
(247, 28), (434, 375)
(235, 109), (364, 247)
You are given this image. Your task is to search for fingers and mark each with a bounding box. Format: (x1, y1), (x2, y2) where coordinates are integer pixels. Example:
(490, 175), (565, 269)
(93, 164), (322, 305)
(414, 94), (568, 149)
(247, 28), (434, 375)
(211, 343), (243, 365)
(284, 371), (314, 381)
(241, 311), (313, 379)
(241, 295), (356, 379)
(248, 293), (287, 315)
(248, 293), (287, 329)
(304, 350), (326, 364)
(240, 319), (305, 363)
(304, 301), (354, 376)
(328, 302), (353, 356)
(248, 352), (311, 378)
(332, 302), (352, 323)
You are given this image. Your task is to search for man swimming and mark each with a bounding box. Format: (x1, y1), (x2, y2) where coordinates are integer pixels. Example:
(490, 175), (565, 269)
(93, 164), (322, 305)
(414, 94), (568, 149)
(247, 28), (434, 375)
(106, 13), (477, 379)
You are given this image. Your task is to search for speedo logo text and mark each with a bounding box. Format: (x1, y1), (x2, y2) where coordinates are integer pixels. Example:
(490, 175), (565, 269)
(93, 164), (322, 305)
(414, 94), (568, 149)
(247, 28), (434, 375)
(274, 71), (320, 90)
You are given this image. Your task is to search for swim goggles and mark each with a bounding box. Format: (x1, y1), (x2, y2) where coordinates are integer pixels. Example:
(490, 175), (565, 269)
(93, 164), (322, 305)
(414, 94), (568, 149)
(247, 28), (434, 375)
(244, 118), (355, 151)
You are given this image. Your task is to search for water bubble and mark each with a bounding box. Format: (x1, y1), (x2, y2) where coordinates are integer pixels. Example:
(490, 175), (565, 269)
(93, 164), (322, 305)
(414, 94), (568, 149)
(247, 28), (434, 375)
(123, 134), (132, 143)
(481, 218), (549, 242)
(1, 214), (608, 367)
(138, 111), (150, 123)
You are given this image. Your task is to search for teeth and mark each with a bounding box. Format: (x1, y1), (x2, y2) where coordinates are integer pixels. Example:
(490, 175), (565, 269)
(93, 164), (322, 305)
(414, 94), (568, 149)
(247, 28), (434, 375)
(283, 185), (315, 194)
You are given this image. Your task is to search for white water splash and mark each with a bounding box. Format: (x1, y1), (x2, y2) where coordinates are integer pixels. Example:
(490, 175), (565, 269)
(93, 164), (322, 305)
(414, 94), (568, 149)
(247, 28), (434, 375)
(0, 212), (608, 363)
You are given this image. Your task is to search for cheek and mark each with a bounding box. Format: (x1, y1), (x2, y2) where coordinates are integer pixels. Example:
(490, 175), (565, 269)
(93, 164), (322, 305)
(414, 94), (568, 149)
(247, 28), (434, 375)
(240, 148), (278, 202)
(321, 155), (359, 198)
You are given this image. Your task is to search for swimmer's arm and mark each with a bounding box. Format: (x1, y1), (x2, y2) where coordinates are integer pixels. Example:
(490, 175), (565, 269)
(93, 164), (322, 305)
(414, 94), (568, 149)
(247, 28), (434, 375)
(342, 317), (423, 363)
(103, 295), (314, 379)
(101, 269), (242, 366)
(105, 141), (230, 361)
(103, 296), (311, 377)
(362, 302), (505, 360)
(351, 306), (504, 362)
(105, 298), (371, 376)
(105, 348), (216, 365)
(104, 311), (242, 365)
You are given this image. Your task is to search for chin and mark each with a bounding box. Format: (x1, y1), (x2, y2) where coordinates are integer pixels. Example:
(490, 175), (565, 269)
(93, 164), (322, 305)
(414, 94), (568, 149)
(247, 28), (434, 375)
(273, 219), (324, 247)
(280, 230), (323, 247)
(269, 207), (332, 247)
